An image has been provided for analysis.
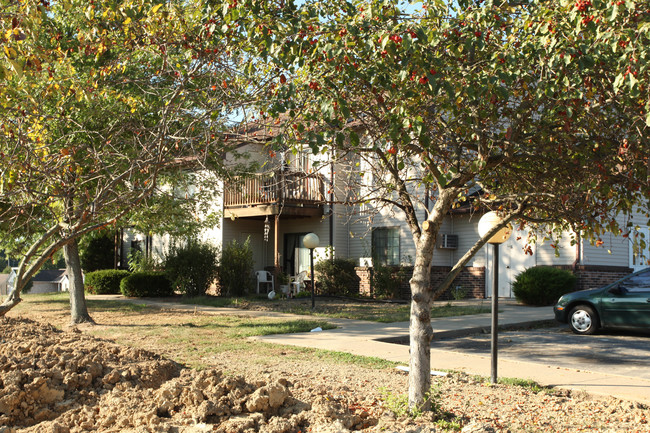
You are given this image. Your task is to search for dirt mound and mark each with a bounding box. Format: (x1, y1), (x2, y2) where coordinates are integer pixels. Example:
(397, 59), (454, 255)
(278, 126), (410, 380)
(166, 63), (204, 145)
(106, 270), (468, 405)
(3, 313), (650, 432)
(0, 317), (376, 433)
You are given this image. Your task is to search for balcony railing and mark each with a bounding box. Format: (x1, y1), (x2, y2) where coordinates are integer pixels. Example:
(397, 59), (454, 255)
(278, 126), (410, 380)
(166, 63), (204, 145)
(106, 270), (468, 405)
(224, 170), (325, 211)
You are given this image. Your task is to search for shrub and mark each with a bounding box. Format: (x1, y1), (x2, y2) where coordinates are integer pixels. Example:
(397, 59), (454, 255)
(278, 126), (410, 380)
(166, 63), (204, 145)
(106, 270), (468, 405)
(79, 230), (115, 272)
(314, 258), (360, 296)
(165, 241), (219, 297)
(85, 269), (130, 294)
(120, 271), (173, 297)
(128, 249), (161, 272)
(372, 265), (405, 299)
(218, 238), (254, 296)
(512, 266), (577, 306)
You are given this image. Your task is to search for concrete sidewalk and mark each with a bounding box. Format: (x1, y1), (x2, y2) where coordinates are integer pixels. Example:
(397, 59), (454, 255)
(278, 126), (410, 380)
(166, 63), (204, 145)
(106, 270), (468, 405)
(92, 295), (650, 404)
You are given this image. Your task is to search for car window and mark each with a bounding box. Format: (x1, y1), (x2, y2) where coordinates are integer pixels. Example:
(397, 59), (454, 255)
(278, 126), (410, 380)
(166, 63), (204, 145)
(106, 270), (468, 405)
(621, 269), (650, 292)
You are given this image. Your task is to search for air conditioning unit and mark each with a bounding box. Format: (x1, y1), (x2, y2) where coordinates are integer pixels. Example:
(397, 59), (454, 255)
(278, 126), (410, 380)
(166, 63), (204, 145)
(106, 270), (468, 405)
(439, 234), (458, 249)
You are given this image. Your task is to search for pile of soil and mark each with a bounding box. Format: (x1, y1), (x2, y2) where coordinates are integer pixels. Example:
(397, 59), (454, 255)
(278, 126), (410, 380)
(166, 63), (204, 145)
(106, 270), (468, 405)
(1, 315), (649, 432)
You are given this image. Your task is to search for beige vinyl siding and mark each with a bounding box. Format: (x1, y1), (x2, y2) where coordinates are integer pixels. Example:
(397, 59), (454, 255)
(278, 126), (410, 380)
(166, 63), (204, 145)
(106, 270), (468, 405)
(533, 233), (576, 266)
(348, 210), (372, 262)
(443, 214), (484, 267)
(580, 236), (629, 267)
(331, 203), (351, 258)
(222, 218), (273, 270)
(579, 210), (648, 268)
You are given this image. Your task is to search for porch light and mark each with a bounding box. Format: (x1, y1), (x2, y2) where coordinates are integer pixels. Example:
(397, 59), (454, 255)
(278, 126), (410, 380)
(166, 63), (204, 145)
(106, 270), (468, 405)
(303, 233), (319, 309)
(478, 211), (512, 385)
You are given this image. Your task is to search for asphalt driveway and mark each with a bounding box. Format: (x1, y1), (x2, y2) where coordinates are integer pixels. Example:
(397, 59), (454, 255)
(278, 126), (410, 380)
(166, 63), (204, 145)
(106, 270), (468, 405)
(433, 325), (650, 381)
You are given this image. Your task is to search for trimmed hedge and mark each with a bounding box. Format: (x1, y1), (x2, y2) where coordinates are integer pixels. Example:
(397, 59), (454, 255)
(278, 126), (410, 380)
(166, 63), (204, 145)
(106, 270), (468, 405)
(85, 270), (130, 294)
(120, 271), (173, 298)
(512, 266), (577, 306)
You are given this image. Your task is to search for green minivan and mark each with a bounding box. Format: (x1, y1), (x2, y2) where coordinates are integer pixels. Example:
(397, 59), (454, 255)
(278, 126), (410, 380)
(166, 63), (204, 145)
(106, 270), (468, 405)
(554, 268), (650, 334)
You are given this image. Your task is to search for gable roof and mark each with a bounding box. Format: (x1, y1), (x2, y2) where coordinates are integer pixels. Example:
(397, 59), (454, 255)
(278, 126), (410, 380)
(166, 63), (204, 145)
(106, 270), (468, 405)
(32, 269), (68, 283)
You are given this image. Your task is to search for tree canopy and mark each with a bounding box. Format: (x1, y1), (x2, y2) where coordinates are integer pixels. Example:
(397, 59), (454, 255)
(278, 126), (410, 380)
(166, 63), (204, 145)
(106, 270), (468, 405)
(222, 0), (650, 408)
(2, 0), (648, 409)
(0, 0), (263, 316)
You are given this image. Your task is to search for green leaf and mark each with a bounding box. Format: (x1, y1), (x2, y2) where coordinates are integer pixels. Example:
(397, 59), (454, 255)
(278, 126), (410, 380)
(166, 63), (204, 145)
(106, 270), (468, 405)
(340, 101), (350, 119)
(628, 73), (638, 92)
(437, 173), (447, 188)
(610, 4), (618, 21)
(349, 131), (359, 147)
(336, 132), (345, 147)
(613, 73), (624, 92)
(646, 112), (650, 128)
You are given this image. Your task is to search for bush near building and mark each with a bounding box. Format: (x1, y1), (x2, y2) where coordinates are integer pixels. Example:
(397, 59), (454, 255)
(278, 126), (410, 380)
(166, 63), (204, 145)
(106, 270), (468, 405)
(165, 241), (219, 297)
(85, 270), (131, 294)
(218, 239), (254, 296)
(512, 266), (577, 306)
(120, 272), (173, 298)
(315, 258), (359, 297)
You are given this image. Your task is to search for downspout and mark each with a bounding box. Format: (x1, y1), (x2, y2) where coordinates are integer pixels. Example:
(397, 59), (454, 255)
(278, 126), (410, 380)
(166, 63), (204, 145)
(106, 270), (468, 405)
(572, 233), (581, 270)
(572, 232), (582, 289)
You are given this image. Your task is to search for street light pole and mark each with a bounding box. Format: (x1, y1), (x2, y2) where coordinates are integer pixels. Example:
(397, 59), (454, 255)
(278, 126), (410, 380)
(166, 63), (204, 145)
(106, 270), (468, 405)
(491, 243), (499, 384)
(478, 211), (512, 385)
(309, 247), (315, 309)
(303, 233), (320, 310)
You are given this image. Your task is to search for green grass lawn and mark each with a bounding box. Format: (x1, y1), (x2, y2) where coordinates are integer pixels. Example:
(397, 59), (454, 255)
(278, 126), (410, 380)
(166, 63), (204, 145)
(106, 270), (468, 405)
(13, 292), (397, 371)
(179, 295), (491, 323)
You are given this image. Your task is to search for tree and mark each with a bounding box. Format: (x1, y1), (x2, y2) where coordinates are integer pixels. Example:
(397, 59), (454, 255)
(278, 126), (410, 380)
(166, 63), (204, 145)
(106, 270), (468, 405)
(224, 0), (650, 409)
(0, 0), (264, 322)
(79, 229), (115, 272)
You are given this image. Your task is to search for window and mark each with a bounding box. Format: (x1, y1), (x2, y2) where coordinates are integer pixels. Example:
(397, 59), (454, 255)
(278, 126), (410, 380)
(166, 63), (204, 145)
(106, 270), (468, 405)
(621, 269), (650, 293)
(372, 227), (400, 266)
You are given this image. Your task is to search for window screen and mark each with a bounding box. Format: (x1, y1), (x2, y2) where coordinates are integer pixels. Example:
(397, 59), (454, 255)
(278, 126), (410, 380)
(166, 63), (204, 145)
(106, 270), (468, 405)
(372, 227), (400, 266)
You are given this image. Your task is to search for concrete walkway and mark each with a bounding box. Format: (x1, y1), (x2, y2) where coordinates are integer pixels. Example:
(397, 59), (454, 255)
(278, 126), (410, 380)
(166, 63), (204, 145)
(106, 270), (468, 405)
(91, 295), (650, 405)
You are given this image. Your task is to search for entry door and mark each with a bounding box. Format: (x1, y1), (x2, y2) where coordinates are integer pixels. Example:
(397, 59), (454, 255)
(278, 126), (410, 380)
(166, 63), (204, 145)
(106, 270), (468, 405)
(486, 232), (535, 298)
(284, 233), (308, 276)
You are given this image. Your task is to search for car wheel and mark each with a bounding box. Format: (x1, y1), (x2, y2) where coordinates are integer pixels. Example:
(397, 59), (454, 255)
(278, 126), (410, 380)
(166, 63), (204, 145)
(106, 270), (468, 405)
(569, 305), (599, 335)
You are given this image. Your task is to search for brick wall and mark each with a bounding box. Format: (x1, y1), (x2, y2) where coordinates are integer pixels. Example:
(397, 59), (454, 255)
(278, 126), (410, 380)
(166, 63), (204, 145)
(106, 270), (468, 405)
(553, 265), (631, 291)
(354, 266), (486, 300)
(353, 264), (632, 300)
(355, 267), (372, 296)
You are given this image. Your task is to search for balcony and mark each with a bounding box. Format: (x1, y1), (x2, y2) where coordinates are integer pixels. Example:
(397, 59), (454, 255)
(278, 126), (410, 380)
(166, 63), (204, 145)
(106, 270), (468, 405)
(224, 170), (325, 218)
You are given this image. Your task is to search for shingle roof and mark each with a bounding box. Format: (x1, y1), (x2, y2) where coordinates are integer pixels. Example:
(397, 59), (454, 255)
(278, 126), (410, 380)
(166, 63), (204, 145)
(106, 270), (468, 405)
(32, 269), (67, 283)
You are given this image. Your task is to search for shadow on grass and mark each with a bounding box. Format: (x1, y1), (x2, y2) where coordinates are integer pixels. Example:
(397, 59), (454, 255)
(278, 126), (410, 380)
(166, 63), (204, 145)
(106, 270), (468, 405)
(21, 293), (159, 313)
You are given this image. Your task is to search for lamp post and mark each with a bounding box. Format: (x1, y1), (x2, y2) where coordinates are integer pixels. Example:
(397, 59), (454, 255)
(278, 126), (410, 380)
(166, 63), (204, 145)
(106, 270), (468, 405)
(303, 233), (319, 309)
(478, 211), (512, 384)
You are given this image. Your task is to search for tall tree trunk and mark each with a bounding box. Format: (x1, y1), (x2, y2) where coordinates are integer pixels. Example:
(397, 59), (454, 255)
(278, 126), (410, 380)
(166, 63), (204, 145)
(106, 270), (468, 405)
(407, 189), (455, 410)
(64, 238), (94, 324)
(408, 251), (434, 410)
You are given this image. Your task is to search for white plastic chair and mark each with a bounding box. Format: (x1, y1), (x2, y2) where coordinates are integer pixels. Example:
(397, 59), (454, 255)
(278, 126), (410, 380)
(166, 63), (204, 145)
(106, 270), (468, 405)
(289, 270), (308, 296)
(255, 271), (274, 294)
